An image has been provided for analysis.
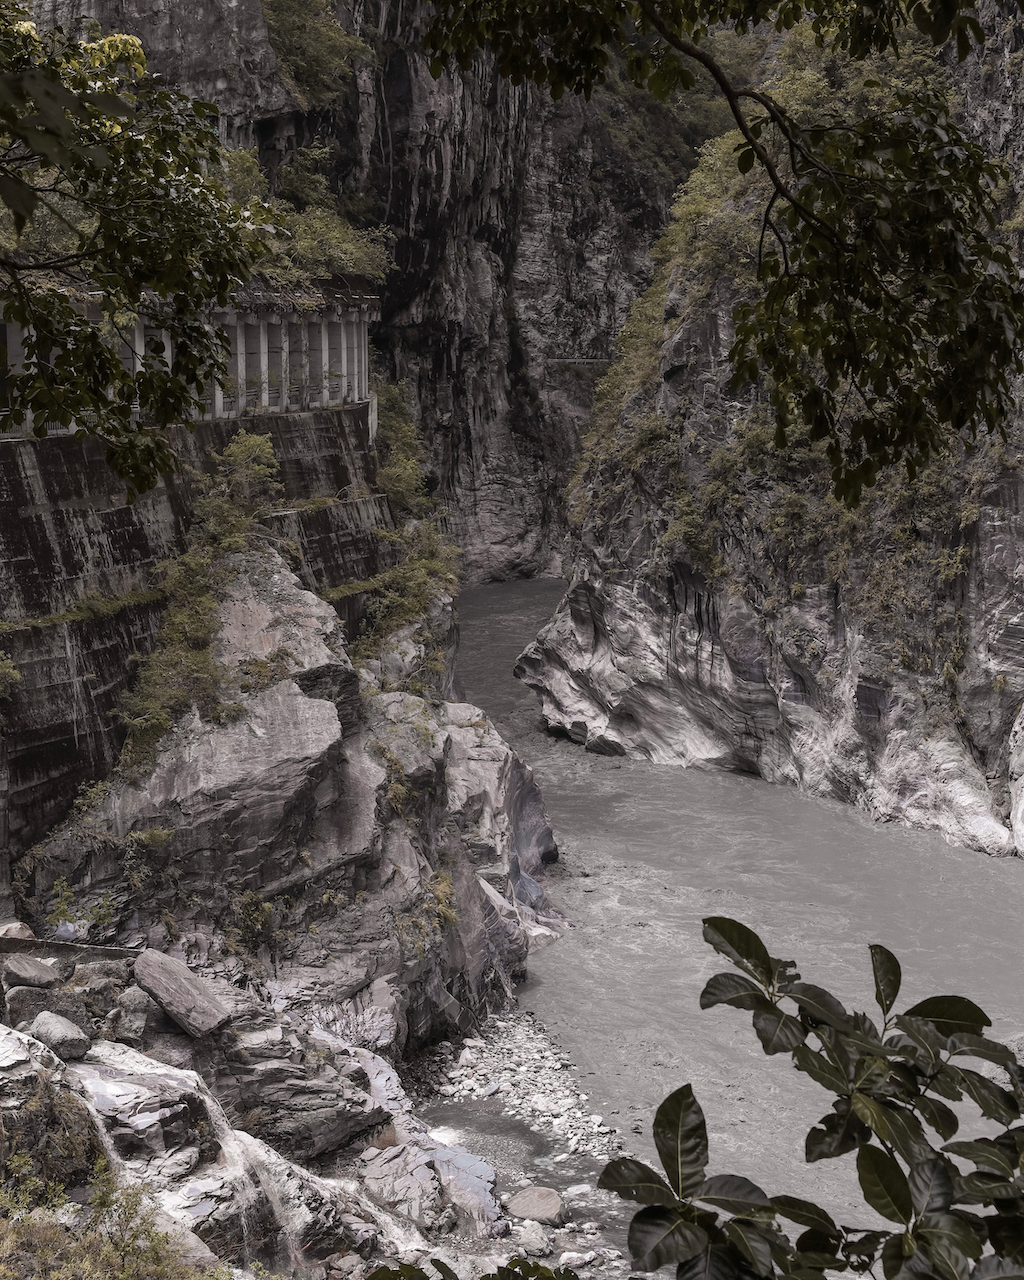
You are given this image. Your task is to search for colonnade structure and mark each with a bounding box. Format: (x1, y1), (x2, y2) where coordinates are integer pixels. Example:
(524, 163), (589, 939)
(0, 279), (381, 436)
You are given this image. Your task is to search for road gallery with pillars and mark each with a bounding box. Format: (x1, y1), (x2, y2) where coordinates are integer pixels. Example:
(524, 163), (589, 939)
(0, 277), (381, 432)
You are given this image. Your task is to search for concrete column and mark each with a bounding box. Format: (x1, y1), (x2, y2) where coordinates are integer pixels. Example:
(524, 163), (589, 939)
(298, 318), (310, 409)
(213, 312), (227, 418)
(339, 311), (350, 403)
(258, 317), (269, 408)
(279, 318), (290, 410)
(319, 316), (330, 408)
(234, 314), (245, 417)
(357, 308), (368, 400)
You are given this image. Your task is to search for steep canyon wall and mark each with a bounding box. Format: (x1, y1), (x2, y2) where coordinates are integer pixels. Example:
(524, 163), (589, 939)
(516, 8), (1024, 858)
(34, 0), (706, 580)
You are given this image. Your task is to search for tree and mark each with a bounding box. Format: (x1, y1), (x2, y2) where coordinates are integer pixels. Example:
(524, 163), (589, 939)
(424, 0), (1024, 504)
(0, 4), (269, 496)
(371, 917), (1024, 1280)
(596, 916), (1024, 1280)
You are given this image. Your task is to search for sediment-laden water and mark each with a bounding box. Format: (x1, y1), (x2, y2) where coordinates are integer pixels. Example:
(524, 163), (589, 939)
(456, 578), (1024, 1221)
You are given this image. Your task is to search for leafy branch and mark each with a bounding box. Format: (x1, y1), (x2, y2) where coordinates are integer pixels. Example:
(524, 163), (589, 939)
(597, 917), (1024, 1280)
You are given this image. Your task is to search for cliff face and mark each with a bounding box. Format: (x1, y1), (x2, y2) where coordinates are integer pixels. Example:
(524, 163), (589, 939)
(0, 409), (384, 855)
(32, 0), (706, 581)
(22, 550), (559, 1051)
(515, 16), (1024, 858)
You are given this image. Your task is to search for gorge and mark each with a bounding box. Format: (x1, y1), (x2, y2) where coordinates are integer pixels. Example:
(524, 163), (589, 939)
(5, 0), (1024, 1278)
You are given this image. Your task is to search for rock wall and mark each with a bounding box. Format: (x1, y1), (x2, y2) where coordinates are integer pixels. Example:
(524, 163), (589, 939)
(515, 9), (1024, 859)
(0, 407), (384, 857)
(32, 0), (703, 581)
(20, 549), (561, 1048)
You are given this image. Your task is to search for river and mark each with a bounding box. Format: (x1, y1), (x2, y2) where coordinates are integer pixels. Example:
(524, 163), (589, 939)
(456, 577), (1024, 1222)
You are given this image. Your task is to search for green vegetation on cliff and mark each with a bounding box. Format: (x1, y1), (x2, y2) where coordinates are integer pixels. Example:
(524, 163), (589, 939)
(0, 5), (267, 495)
(221, 146), (393, 291)
(426, 0), (1024, 501)
(567, 29), (1011, 716)
(261, 0), (369, 109)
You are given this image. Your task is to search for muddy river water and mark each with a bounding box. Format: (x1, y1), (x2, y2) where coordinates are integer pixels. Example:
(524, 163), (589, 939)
(455, 578), (1024, 1221)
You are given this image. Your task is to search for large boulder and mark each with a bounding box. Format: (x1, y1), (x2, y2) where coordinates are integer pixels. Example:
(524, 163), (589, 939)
(134, 949), (232, 1038)
(2, 954), (59, 990)
(0, 1026), (102, 1188)
(27, 1011), (90, 1061)
(4, 985), (91, 1036)
(507, 1187), (565, 1226)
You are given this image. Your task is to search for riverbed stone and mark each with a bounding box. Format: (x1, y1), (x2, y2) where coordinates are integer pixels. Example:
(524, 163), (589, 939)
(2, 955), (58, 990)
(28, 1011), (90, 1060)
(134, 949), (232, 1038)
(515, 1219), (554, 1257)
(507, 1186), (564, 1225)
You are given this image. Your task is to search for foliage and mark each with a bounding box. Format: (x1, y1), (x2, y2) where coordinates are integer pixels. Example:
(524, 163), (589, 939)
(326, 519), (460, 661)
(221, 146), (392, 289)
(589, 915), (1024, 1280)
(0, 587), (164, 637)
(424, 0), (1024, 503)
(117, 430), (282, 767)
(260, 0), (369, 109)
(0, 4), (268, 496)
(570, 33), (995, 709)
(0, 1156), (231, 1279)
(0, 650), (19, 700)
(374, 378), (429, 516)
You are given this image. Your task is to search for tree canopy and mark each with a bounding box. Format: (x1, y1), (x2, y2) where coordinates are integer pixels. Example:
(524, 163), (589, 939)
(425, 0), (1024, 503)
(0, 4), (267, 496)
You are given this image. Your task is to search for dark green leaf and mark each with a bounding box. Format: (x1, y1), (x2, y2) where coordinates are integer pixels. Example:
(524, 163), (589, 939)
(654, 1085), (709, 1199)
(852, 1092), (892, 1140)
(694, 1175), (773, 1218)
(915, 1095), (959, 1141)
(788, 983), (851, 1030)
(943, 1140), (1016, 1178)
(430, 1261), (460, 1280)
(753, 1006), (806, 1054)
(908, 1159), (954, 1215)
(952, 1067), (1020, 1125)
(676, 1242), (748, 1280)
(916, 1210), (982, 1280)
(870, 945), (902, 1017)
(701, 973), (771, 1012)
(857, 1146), (912, 1224)
(947, 1033), (1015, 1066)
(806, 1100), (872, 1163)
(736, 147), (756, 176)
(794, 1045), (850, 1094)
(902, 996), (991, 1037)
(628, 1206), (708, 1271)
(702, 918), (773, 987)
(770, 1196), (838, 1235)
(598, 1158), (679, 1207)
(724, 1221), (773, 1276)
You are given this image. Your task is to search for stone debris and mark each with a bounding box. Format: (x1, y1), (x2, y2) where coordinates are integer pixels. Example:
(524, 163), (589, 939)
(2, 954), (59, 990)
(134, 949), (233, 1037)
(514, 1219), (555, 1257)
(406, 1010), (626, 1163)
(27, 1011), (90, 1060)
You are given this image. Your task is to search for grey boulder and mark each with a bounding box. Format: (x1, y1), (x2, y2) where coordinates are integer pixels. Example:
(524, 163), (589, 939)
(507, 1186), (565, 1225)
(134, 949), (232, 1038)
(28, 1011), (90, 1060)
(2, 955), (59, 990)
